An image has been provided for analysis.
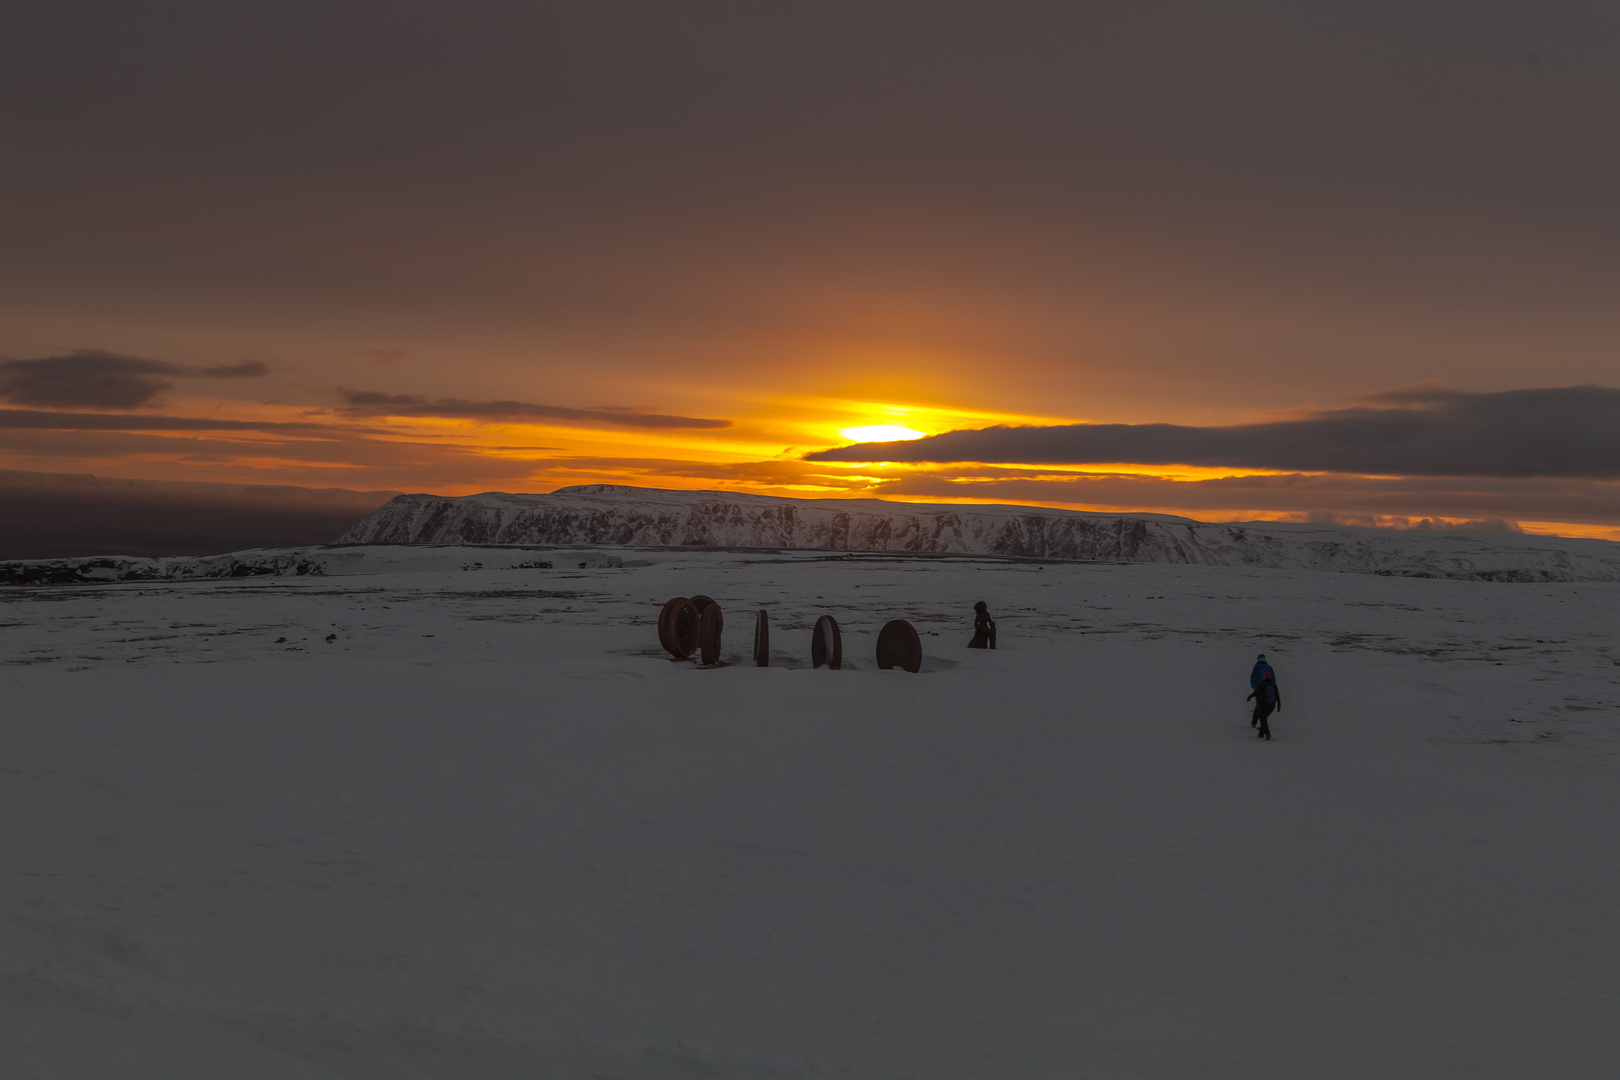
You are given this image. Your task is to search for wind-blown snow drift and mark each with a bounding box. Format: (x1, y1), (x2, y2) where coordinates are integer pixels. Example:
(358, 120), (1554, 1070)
(335, 485), (1620, 582)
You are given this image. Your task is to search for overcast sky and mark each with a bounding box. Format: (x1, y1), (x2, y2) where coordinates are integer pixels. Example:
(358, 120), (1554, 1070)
(3, 2), (1618, 534)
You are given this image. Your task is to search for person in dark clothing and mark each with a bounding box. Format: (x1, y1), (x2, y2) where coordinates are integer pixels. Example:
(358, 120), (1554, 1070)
(1246, 653), (1280, 739)
(968, 601), (997, 649)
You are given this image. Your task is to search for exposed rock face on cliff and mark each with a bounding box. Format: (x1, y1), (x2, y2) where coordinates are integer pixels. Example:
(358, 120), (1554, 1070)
(335, 485), (1620, 582)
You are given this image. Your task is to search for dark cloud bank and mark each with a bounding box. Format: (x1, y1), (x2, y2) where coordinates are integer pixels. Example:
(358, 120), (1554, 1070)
(0, 351), (268, 409)
(809, 387), (1620, 480)
(336, 391), (730, 430)
(0, 354), (729, 433)
(0, 410), (331, 433)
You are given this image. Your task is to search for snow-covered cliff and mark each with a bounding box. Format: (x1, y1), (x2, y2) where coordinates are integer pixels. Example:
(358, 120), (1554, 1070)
(7, 486), (1617, 585)
(334, 485), (1620, 582)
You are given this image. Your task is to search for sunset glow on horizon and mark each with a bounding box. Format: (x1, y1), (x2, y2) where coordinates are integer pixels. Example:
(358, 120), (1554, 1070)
(4, 5), (1619, 542)
(3, 373), (1619, 540)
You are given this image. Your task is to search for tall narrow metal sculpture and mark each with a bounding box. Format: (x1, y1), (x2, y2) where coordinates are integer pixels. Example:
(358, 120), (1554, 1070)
(753, 609), (770, 667)
(876, 619), (923, 673)
(811, 615), (843, 670)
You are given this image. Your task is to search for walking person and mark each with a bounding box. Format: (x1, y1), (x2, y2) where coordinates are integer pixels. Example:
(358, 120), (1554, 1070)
(1246, 653), (1280, 740)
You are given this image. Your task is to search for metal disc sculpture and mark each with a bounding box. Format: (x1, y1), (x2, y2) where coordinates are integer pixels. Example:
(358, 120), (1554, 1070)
(657, 596), (683, 655)
(690, 594), (717, 615)
(875, 619), (923, 673)
(753, 609), (770, 667)
(811, 615), (843, 670)
(698, 602), (725, 666)
(657, 596), (701, 660)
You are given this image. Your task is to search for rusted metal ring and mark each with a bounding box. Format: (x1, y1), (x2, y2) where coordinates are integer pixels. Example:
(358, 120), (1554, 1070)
(699, 602), (724, 666)
(658, 596), (700, 659)
(811, 615), (843, 670)
(690, 594), (716, 615)
(658, 596), (688, 656)
(876, 619), (923, 673)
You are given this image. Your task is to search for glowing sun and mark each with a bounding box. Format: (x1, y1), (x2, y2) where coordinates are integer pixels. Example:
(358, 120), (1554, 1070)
(838, 424), (928, 443)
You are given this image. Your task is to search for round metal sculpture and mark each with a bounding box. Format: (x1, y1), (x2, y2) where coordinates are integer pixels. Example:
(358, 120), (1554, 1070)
(658, 596), (701, 660)
(811, 615), (843, 670)
(656, 596), (684, 655)
(690, 594), (717, 615)
(698, 602), (725, 666)
(753, 609), (770, 667)
(875, 619), (923, 673)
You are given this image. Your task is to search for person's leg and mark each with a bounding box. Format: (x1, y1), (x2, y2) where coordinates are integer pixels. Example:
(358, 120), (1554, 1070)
(1258, 704), (1273, 739)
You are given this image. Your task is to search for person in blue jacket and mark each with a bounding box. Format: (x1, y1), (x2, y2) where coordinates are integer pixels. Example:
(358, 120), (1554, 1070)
(1247, 653), (1280, 740)
(1249, 653), (1273, 691)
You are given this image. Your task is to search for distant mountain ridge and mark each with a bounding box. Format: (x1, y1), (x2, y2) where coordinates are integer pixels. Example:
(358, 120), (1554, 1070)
(334, 485), (1620, 583)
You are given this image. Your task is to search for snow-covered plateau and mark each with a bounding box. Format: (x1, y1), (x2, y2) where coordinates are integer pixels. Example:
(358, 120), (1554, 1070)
(9, 486), (1620, 586)
(335, 485), (1620, 581)
(3, 547), (1617, 1077)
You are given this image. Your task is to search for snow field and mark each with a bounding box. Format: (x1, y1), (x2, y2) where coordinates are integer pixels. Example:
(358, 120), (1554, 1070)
(2, 551), (1617, 1077)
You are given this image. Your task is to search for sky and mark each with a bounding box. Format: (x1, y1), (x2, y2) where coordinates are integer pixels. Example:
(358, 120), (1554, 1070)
(4, 2), (1619, 537)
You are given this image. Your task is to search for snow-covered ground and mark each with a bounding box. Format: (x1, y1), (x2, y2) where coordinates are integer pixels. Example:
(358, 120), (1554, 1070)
(3, 549), (1617, 1078)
